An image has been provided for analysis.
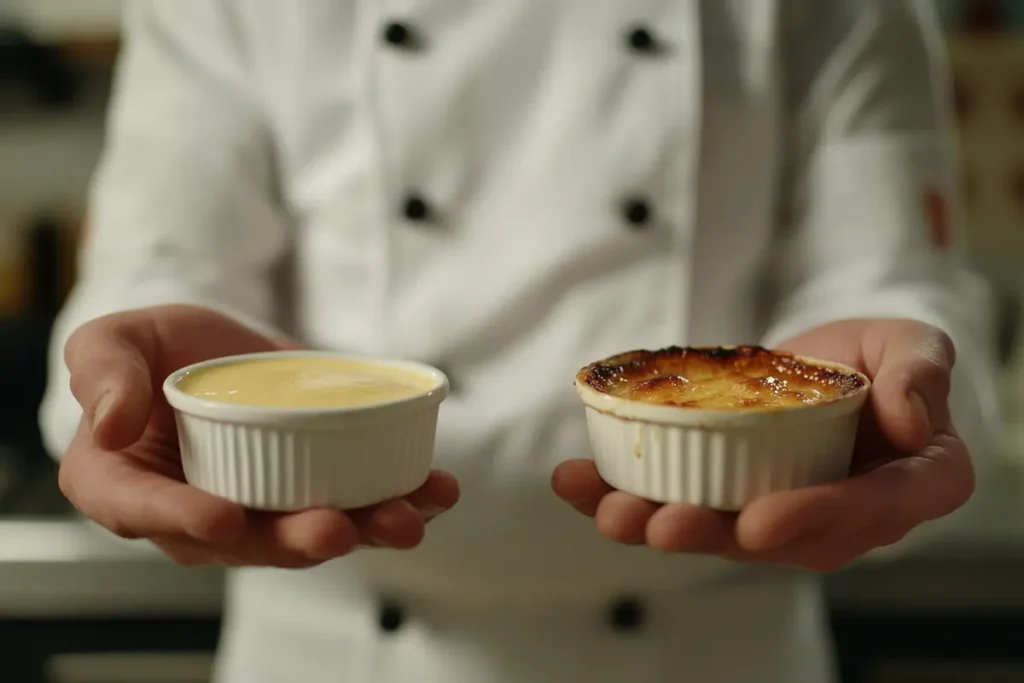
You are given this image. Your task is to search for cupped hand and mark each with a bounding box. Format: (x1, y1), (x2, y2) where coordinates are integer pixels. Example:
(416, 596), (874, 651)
(552, 318), (974, 571)
(59, 304), (459, 568)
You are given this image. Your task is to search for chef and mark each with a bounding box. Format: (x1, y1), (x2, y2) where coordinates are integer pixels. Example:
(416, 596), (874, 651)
(40, 1), (1000, 682)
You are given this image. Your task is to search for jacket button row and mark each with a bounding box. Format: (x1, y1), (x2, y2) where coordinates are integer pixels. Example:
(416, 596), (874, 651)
(378, 598), (644, 635)
(400, 193), (654, 230)
(382, 19), (664, 56)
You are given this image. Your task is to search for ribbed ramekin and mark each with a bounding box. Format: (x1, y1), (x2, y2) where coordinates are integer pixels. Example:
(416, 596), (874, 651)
(162, 351), (449, 511)
(575, 355), (870, 511)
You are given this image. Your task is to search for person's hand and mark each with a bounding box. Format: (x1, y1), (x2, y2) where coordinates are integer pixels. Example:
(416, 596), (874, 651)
(59, 304), (459, 568)
(552, 318), (973, 571)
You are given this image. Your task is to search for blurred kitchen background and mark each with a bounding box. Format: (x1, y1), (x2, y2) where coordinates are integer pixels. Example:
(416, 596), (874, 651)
(0, 1), (1023, 682)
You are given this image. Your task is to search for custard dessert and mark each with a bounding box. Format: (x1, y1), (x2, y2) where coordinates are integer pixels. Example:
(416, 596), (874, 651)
(576, 346), (866, 411)
(163, 351), (449, 511)
(176, 356), (436, 409)
(574, 346), (871, 509)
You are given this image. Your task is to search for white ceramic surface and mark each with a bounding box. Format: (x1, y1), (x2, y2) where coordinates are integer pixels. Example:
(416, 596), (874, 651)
(575, 355), (871, 511)
(163, 351), (449, 511)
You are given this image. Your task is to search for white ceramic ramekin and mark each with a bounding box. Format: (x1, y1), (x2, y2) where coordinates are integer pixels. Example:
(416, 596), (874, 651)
(575, 354), (871, 511)
(163, 351), (449, 511)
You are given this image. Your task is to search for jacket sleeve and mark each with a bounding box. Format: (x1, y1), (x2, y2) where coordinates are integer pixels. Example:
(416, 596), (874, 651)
(764, 0), (1002, 551)
(38, 1), (291, 459)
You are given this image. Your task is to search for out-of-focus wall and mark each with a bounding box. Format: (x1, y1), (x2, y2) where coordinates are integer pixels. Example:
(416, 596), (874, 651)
(0, 87), (104, 313)
(0, 0), (120, 41)
(939, 0), (1024, 461)
(941, 0), (1024, 287)
(0, 2), (118, 314)
(953, 35), (1024, 285)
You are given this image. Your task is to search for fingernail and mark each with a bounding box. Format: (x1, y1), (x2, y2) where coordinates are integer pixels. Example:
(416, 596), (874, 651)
(91, 392), (116, 432)
(369, 536), (391, 548)
(909, 391), (932, 435)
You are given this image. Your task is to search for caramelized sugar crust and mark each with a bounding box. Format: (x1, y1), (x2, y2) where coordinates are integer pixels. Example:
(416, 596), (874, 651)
(577, 346), (866, 410)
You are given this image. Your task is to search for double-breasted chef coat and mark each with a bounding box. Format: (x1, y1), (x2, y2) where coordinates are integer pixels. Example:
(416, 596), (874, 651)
(40, 1), (1000, 682)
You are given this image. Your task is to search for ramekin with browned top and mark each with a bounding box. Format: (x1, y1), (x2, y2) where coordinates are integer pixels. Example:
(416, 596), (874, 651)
(575, 346), (871, 510)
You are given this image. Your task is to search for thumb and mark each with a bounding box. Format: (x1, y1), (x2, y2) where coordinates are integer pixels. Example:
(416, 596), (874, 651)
(65, 313), (156, 451)
(866, 322), (956, 453)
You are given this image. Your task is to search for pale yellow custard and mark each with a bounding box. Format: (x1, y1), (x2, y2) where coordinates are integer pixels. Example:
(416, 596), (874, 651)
(176, 357), (436, 409)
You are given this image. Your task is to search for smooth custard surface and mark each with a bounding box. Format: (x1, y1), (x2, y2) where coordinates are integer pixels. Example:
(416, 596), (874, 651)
(577, 346), (865, 410)
(176, 357), (436, 409)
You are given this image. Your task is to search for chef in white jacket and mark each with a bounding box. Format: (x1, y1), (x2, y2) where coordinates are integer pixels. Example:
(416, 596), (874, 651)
(40, 1), (1000, 682)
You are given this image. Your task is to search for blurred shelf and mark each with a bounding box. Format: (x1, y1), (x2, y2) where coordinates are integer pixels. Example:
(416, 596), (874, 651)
(949, 32), (1024, 61)
(3, 0), (121, 43)
(54, 37), (119, 67)
(0, 456), (71, 517)
(0, 519), (223, 618)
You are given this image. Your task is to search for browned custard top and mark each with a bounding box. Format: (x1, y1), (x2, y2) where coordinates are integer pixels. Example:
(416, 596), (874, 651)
(577, 346), (866, 410)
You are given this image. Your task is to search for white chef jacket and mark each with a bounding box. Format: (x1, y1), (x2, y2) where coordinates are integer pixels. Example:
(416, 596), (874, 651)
(39, 1), (1000, 682)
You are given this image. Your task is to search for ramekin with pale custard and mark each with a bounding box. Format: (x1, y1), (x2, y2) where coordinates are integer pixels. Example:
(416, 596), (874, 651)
(163, 351), (449, 511)
(575, 346), (870, 510)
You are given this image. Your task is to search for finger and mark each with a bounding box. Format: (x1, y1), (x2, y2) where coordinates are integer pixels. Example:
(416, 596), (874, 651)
(65, 313), (156, 450)
(353, 470), (461, 545)
(159, 474), (459, 562)
(60, 426), (247, 543)
(151, 535), (322, 569)
(765, 527), (910, 573)
(150, 537), (227, 567)
(348, 499), (427, 549)
(242, 508), (361, 561)
(65, 305), (300, 451)
(402, 470), (461, 519)
(735, 433), (973, 552)
(775, 318), (865, 370)
(551, 459), (614, 517)
(594, 492), (658, 544)
(150, 509), (362, 568)
(644, 504), (738, 554)
(864, 321), (956, 453)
